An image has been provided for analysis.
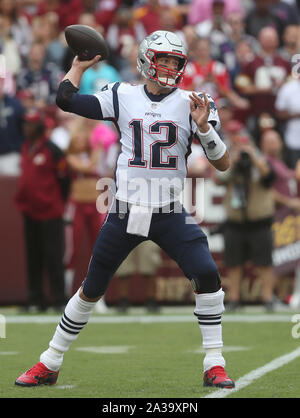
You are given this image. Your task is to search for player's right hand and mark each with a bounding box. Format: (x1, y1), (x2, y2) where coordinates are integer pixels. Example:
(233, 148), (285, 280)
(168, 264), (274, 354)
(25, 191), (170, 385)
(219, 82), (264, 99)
(72, 55), (102, 71)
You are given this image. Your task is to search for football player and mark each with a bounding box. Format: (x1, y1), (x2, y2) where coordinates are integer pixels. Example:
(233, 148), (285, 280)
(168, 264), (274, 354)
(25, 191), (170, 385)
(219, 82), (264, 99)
(15, 31), (234, 389)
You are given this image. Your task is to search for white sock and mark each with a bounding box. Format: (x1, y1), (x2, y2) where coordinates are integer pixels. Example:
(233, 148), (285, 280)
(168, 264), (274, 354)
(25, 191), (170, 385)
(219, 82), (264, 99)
(203, 348), (225, 372)
(40, 288), (97, 371)
(194, 289), (226, 371)
(40, 347), (64, 372)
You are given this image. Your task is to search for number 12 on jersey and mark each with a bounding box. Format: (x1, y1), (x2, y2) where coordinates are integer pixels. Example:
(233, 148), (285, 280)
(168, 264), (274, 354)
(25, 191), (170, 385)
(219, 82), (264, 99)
(128, 120), (178, 170)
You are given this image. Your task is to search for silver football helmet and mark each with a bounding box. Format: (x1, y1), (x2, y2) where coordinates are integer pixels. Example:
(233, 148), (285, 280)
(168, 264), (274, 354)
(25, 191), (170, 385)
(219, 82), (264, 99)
(137, 30), (188, 87)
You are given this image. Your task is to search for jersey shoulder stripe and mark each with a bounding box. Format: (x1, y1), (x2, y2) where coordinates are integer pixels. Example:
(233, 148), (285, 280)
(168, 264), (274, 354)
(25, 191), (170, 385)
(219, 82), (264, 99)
(112, 82), (121, 121)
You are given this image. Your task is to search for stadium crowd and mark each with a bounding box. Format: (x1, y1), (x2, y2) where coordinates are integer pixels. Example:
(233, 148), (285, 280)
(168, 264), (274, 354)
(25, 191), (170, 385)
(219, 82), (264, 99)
(1, 0), (300, 311)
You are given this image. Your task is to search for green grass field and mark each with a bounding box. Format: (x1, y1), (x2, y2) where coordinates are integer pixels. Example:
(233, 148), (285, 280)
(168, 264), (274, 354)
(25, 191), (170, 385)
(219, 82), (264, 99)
(1, 307), (300, 399)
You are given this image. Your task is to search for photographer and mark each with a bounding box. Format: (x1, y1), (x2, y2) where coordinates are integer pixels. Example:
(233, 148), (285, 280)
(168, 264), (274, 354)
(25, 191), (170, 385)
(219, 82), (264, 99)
(215, 120), (276, 311)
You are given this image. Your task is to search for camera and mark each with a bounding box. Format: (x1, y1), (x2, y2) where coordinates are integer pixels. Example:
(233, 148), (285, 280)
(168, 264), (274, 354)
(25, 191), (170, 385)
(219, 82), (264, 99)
(235, 151), (252, 176)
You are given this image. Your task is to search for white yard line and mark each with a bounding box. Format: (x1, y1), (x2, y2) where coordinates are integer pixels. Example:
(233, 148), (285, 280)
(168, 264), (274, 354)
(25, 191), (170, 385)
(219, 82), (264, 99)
(204, 345), (300, 398)
(75, 345), (134, 354)
(3, 314), (293, 324)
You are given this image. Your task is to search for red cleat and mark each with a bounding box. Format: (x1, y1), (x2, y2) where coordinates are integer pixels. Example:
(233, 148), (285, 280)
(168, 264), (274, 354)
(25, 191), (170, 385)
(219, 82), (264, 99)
(15, 362), (59, 387)
(203, 366), (235, 389)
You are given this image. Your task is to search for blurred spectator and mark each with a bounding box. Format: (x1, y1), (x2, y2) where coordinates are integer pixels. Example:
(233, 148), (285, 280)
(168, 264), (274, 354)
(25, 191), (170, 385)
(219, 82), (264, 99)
(0, 78), (24, 175)
(50, 108), (77, 152)
(226, 11), (259, 50)
(257, 112), (277, 136)
(106, 7), (137, 71)
(32, 12), (66, 70)
(181, 37), (231, 98)
(159, 4), (184, 34)
(17, 40), (62, 109)
(115, 241), (162, 313)
(119, 41), (143, 83)
(194, 0), (232, 59)
(95, 0), (122, 33)
(0, 14), (21, 77)
(261, 129), (300, 302)
(225, 38), (256, 90)
(181, 24), (199, 61)
(261, 129), (300, 212)
(79, 58), (121, 94)
(219, 12), (259, 82)
(133, 0), (164, 38)
(230, 38), (264, 126)
(275, 77), (300, 168)
(187, 0), (244, 25)
(15, 109), (70, 312)
(270, 0), (300, 28)
(214, 120), (276, 310)
(216, 97), (234, 137)
(78, 11), (104, 32)
(235, 26), (290, 135)
(278, 24), (300, 61)
(17, 88), (35, 112)
(181, 37), (249, 110)
(0, 0), (32, 60)
(90, 121), (119, 179)
(36, 0), (83, 31)
(169, 0), (194, 26)
(245, 0), (285, 40)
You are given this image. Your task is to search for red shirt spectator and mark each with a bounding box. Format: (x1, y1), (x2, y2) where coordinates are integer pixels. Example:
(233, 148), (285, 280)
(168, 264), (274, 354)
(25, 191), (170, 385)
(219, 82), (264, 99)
(180, 37), (231, 100)
(133, 0), (162, 37)
(36, 0), (83, 30)
(95, 0), (122, 32)
(236, 54), (290, 117)
(261, 129), (300, 211)
(181, 59), (231, 99)
(15, 113), (70, 220)
(235, 27), (291, 118)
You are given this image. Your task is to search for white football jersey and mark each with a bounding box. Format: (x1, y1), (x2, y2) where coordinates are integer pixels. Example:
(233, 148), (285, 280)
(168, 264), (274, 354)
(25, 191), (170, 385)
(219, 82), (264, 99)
(94, 82), (220, 207)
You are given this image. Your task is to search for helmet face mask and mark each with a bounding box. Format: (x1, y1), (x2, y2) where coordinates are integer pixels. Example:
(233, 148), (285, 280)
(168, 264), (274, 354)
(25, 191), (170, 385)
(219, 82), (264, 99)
(137, 31), (188, 87)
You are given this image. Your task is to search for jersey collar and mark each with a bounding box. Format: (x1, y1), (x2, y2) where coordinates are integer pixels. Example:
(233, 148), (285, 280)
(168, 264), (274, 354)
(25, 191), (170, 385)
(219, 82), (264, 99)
(143, 85), (177, 102)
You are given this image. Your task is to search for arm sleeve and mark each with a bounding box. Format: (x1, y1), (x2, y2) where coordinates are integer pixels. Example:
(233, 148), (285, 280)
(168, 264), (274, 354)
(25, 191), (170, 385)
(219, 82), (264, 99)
(56, 79), (103, 120)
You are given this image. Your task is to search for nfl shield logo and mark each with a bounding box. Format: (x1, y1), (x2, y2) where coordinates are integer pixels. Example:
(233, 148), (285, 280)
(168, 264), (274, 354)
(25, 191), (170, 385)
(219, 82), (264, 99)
(151, 103), (157, 110)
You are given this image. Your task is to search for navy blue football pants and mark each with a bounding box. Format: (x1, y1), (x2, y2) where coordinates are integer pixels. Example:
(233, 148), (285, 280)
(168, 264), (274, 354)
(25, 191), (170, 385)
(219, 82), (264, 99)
(82, 201), (221, 298)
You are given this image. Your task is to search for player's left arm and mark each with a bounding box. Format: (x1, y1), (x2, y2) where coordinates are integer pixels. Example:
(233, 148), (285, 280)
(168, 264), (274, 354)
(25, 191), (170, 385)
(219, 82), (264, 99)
(190, 92), (230, 171)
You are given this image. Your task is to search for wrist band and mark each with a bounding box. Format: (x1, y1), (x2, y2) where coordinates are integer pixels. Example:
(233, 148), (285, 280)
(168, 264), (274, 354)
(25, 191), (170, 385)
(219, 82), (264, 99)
(196, 125), (227, 160)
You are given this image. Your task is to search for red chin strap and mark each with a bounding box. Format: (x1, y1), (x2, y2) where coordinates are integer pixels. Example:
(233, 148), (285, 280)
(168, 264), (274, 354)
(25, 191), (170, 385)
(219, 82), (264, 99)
(146, 49), (187, 87)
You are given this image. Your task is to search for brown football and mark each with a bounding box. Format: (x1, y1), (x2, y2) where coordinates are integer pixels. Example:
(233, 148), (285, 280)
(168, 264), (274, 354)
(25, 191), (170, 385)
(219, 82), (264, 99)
(65, 25), (109, 61)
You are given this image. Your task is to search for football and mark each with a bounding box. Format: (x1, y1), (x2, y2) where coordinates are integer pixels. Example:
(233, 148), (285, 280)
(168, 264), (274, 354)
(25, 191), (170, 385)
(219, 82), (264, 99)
(65, 24), (109, 61)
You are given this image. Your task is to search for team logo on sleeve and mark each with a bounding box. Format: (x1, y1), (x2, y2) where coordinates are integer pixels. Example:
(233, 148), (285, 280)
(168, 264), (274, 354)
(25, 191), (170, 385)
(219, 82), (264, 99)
(101, 84), (109, 91)
(207, 140), (217, 150)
